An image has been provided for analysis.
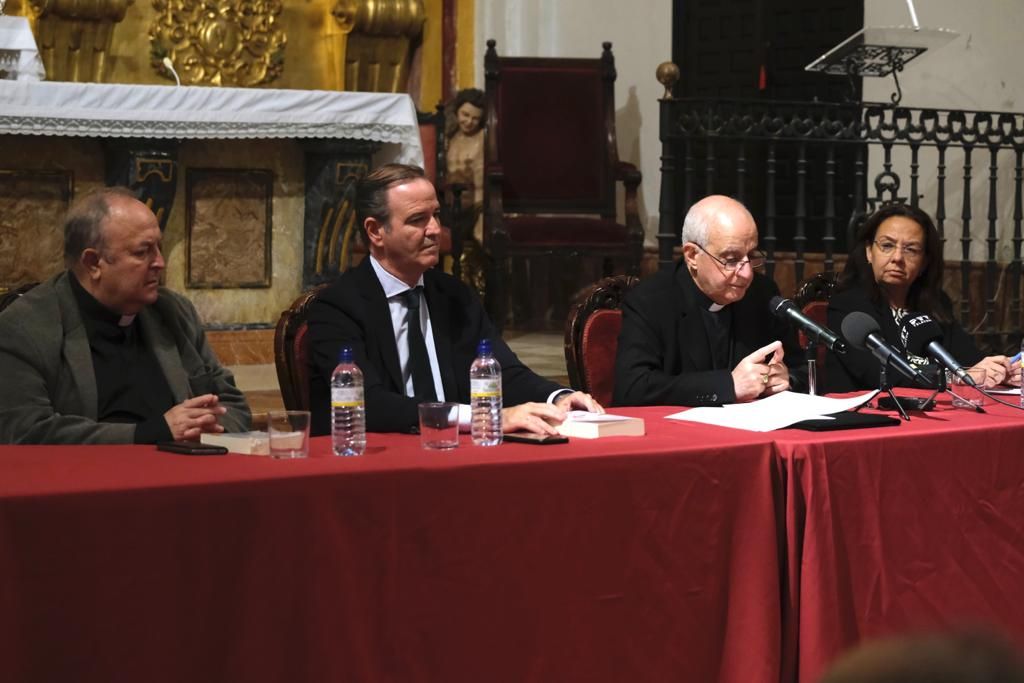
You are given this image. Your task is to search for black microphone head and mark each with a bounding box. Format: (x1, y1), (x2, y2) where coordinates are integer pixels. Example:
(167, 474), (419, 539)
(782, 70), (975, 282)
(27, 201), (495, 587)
(899, 313), (943, 355)
(840, 311), (881, 351)
(769, 295), (792, 316)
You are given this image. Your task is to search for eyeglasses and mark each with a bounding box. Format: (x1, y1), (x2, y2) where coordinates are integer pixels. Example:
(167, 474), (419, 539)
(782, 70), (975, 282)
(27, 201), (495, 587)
(873, 240), (924, 259)
(695, 244), (766, 272)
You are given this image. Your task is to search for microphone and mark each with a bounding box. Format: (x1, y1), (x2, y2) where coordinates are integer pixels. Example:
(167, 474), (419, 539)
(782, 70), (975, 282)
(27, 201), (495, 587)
(769, 296), (847, 353)
(899, 313), (977, 387)
(840, 311), (935, 388)
(162, 57), (181, 87)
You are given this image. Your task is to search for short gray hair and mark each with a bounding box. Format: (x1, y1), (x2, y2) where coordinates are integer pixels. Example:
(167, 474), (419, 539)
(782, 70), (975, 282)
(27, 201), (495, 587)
(63, 187), (138, 268)
(681, 203), (713, 247)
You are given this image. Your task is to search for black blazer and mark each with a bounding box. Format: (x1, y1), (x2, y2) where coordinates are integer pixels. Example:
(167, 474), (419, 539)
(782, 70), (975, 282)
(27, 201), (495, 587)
(613, 261), (804, 407)
(307, 258), (563, 435)
(825, 285), (985, 392)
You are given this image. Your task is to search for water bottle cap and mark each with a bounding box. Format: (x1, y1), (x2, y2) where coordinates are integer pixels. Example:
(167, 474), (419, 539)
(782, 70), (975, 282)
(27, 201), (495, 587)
(339, 346), (354, 363)
(477, 339), (492, 355)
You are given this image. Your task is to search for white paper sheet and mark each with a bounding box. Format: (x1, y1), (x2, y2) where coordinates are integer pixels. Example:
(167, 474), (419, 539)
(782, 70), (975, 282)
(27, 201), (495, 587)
(665, 390), (880, 432)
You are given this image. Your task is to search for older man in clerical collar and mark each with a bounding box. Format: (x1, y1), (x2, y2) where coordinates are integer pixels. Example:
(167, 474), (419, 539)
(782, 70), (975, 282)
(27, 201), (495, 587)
(613, 194), (804, 407)
(0, 187), (250, 444)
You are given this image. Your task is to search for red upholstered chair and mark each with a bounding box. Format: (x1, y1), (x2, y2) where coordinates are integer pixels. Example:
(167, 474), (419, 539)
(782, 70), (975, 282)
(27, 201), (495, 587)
(274, 284), (328, 412)
(563, 275), (640, 407)
(483, 40), (644, 329)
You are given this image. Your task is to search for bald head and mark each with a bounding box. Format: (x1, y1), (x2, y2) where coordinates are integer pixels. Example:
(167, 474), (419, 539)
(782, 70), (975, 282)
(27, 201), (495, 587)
(681, 195), (757, 247)
(681, 195), (760, 306)
(67, 189), (166, 314)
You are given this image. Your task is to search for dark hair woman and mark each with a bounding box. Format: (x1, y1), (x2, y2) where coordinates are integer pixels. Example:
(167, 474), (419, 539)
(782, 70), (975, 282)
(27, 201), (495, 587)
(825, 203), (1016, 391)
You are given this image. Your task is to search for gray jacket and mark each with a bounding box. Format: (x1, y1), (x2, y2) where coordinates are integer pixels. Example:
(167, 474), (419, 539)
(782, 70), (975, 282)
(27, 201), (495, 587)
(0, 272), (250, 444)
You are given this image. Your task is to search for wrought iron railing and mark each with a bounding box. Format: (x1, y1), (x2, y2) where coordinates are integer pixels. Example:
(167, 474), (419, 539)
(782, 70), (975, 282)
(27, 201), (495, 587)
(658, 94), (1024, 348)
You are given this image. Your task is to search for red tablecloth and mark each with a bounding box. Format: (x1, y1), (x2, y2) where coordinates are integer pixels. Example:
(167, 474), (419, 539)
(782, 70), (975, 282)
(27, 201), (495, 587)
(0, 407), (784, 683)
(773, 392), (1024, 683)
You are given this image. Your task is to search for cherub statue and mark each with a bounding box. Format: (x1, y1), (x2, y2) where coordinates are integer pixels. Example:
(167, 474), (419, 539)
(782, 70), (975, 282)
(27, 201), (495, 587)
(445, 88), (485, 244)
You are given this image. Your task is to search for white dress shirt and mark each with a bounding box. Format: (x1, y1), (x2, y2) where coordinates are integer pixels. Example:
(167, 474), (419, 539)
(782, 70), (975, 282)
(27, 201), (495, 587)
(369, 255), (446, 401)
(368, 256), (571, 428)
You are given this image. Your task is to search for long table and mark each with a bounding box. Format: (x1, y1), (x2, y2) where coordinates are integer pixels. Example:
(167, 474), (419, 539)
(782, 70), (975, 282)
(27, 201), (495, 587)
(0, 407), (784, 683)
(2, 397), (1023, 683)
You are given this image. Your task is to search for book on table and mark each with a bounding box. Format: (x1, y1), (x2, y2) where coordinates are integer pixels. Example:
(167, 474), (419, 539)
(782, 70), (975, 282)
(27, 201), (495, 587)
(200, 431), (270, 455)
(555, 410), (645, 439)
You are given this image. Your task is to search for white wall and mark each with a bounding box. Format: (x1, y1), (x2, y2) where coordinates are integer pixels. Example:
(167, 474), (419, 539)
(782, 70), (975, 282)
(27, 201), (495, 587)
(864, 0), (1024, 262)
(476, 0), (673, 246)
(864, 0), (1022, 111)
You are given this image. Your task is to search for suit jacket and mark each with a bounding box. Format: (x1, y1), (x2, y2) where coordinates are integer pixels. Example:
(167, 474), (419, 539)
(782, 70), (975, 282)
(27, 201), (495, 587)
(613, 262), (804, 406)
(0, 272), (250, 444)
(825, 285), (985, 392)
(307, 258), (563, 435)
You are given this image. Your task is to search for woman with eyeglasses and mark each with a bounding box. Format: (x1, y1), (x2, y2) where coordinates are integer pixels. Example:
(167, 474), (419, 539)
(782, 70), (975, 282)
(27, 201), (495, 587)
(825, 203), (1016, 392)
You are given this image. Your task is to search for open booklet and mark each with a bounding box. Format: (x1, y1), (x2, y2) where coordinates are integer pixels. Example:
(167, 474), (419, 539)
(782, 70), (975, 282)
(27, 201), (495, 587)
(666, 390), (880, 432)
(556, 410), (646, 439)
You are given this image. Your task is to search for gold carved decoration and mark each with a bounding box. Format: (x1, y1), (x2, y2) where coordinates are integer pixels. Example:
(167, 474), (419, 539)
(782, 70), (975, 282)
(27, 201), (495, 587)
(335, 0), (424, 93)
(149, 0), (286, 86)
(28, 0), (134, 82)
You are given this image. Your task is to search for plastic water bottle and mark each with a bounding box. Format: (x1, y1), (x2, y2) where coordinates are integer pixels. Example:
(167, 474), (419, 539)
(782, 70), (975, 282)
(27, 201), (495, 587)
(331, 346), (366, 456)
(470, 339), (503, 446)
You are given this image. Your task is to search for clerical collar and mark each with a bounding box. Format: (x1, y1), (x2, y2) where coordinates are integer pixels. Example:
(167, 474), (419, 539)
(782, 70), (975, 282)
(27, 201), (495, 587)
(68, 273), (137, 327)
(684, 267), (728, 313)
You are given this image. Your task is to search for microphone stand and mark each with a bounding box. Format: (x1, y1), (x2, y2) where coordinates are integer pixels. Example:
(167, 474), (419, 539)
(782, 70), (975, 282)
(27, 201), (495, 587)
(806, 339), (818, 396)
(878, 366), (912, 421)
(923, 367), (953, 409)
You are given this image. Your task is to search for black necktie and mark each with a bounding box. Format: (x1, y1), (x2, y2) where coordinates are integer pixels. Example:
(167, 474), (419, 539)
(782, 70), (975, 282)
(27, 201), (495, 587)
(403, 286), (438, 401)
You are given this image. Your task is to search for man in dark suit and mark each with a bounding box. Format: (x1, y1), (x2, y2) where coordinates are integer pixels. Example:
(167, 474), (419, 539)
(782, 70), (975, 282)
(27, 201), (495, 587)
(307, 163), (600, 435)
(613, 195), (803, 406)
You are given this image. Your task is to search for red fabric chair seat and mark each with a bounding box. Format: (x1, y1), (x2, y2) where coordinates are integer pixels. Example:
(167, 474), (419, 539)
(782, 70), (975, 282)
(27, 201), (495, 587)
(564, 275), (639, 407)
(580, 309), (624, 406)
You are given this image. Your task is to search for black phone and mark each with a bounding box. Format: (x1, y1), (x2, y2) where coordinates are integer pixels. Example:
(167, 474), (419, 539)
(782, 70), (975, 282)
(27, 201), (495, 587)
(157, 440), (228, 456)
(876, 396), (935, 412)
(503, 432), (569, 445)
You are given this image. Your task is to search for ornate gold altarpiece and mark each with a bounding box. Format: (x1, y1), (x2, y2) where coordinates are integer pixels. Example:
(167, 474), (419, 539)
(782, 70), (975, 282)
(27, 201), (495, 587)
(13, 0), (427, 94)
